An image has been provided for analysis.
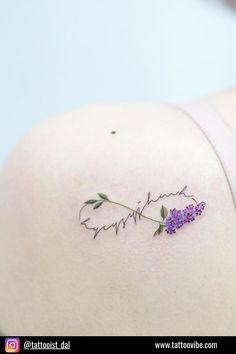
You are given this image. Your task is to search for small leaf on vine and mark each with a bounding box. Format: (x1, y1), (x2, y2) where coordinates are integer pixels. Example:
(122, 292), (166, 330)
(85, 199), (98, 204)
(93, 201), (104, 209)
(161, 205), (168, 220)
(153, 224), (164, 236)
(98, 193), (109, 201)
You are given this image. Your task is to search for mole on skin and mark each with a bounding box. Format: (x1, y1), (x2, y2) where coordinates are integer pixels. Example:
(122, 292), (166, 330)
(110, 131), (116, 134)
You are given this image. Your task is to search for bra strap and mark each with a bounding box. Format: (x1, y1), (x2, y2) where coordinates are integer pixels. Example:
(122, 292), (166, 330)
(175, 101), (236, 210)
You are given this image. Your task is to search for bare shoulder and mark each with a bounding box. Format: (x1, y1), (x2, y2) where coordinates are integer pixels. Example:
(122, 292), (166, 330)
(0, 102), (236, 335)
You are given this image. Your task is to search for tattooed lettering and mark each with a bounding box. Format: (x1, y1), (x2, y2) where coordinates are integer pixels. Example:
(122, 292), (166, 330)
(79, 185), (206, 239)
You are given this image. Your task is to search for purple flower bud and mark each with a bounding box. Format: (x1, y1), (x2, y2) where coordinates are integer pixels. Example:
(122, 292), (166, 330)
(182, 204), (196, 223)
(163, 201), (206, 235)
(164, 216), (176, 234)
(195, 201), (206, 215)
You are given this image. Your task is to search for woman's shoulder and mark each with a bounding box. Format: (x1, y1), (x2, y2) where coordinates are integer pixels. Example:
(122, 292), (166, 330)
(0, 100), (236, 335)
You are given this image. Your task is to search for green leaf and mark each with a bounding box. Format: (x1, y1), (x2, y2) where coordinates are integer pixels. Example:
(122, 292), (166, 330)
(160, 205), (168, 220)
(85, 199), (97, 204)
(153, 224), (164, 236)
(93, 201), (104, 209)
(97, 193), (109, 201)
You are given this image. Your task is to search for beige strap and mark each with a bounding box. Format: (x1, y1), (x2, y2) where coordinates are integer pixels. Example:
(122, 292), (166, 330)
(176, 101), (236, 210)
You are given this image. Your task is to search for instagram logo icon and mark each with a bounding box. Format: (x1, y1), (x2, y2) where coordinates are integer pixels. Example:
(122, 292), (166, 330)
(5, 338), (20, 353)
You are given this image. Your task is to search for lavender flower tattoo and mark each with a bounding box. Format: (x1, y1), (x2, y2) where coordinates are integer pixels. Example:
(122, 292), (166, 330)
(80, 187), (206, 238)
(161, 202), (206, 235)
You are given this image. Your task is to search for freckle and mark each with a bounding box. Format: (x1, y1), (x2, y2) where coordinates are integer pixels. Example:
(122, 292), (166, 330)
(110, 131), (116, 134)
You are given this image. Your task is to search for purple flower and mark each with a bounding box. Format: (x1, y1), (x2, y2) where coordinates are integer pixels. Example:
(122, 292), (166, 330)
(195, 201), (206, 215)
(163, 201), (206, 235)
(164, 215), (176, 234)
(170, 208), (185, 229)
(182, 204), (196, 223)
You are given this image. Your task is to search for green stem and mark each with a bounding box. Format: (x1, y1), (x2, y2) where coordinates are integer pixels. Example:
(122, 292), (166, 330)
(107, 200), (164, 225)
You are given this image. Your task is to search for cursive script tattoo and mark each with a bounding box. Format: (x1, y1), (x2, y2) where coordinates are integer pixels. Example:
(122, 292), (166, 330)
(79, 185), (206, 238)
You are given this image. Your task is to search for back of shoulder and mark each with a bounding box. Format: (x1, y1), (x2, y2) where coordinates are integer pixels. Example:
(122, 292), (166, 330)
(0, 102), (236, 335)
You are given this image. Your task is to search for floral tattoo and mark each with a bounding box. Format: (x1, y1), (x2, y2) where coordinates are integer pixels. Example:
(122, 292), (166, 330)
(79, 185), (206, 239)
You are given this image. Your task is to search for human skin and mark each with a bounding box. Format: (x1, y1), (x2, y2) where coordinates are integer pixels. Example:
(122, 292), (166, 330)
(0, 90), (236, 335)
(227, 0), (236, 8)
